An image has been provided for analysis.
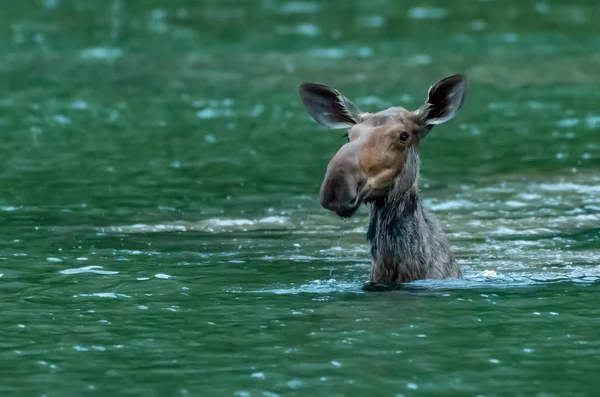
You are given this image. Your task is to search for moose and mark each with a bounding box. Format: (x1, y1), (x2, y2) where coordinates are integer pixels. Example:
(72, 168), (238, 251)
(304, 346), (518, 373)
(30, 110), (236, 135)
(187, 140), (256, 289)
(298, 74), (467, 285)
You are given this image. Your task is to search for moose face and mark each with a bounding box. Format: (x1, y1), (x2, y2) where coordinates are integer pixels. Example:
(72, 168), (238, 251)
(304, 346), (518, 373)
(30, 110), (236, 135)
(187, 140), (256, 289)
(299, 74), (468, 218)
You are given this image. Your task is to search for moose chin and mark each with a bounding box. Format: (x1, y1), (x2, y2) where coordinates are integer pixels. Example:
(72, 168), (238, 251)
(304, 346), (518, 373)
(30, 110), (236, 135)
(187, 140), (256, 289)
(299, 74), (468, 286)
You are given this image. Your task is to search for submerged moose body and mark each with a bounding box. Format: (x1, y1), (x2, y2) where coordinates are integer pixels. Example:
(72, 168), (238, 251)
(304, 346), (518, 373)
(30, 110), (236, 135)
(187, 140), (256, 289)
(298, 74), (468, 285)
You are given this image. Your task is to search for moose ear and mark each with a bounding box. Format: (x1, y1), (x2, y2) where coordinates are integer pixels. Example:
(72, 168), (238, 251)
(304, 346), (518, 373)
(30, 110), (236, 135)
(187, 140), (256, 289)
(416, 74), (468, 127)
(298, 83), (363, 129)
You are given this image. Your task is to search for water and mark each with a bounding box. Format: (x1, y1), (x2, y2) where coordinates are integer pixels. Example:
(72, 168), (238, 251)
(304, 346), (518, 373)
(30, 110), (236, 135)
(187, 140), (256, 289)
(1, 0), (600, 395)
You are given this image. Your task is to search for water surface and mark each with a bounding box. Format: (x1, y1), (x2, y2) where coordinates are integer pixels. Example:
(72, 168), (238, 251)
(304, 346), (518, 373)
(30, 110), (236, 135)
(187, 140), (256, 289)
(1, 0), (600, 396)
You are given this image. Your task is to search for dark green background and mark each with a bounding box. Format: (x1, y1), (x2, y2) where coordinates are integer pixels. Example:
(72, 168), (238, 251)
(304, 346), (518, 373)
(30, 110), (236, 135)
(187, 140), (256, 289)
(1, 1), (599, 396)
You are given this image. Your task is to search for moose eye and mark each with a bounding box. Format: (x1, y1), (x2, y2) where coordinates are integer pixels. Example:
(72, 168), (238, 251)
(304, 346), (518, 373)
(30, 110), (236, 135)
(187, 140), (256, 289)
(399, 131), (409, 142)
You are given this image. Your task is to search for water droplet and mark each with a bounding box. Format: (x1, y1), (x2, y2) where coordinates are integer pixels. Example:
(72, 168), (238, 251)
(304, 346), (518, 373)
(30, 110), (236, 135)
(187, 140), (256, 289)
(80, 47), (123, 60)
(74, 346), (89, 352)
(408, 7), (446, 19)
(294, 23), (319, 36)
(471, 20), (486, 31)
(52, 115), (71, 125)
(251, 104), (264, 117)
(358, 47), (373, 58)
(286, 380), (302, 389)
(558, 118), (579, 127)
(70, 100), (88, 110)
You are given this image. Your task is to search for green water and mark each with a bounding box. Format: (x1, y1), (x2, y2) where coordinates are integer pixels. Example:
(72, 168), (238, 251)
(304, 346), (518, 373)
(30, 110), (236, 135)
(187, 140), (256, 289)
(1, 0), (600, 396)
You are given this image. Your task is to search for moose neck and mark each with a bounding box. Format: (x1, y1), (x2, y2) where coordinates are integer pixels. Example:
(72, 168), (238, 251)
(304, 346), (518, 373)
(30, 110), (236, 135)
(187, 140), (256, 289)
(366, 147), (431, 283)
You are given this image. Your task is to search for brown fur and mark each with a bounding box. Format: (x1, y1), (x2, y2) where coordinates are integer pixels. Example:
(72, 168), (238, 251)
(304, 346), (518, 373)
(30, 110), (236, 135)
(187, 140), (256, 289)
(299, 74), (468, 284)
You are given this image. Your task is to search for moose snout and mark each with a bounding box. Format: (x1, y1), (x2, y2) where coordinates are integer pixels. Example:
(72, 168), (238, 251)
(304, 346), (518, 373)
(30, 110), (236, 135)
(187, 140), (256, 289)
(319, 158), (366, 217)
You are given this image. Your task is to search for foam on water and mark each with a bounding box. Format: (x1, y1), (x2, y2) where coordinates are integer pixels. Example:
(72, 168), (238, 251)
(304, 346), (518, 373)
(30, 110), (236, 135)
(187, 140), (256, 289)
(107, 217), (290, 233)
(536, 182), (600, 193)
(60, 266), (119, 275)
(76, 292), (131, 299)
(276, 23), (320, 36)
(427, 199), (476, 211)
(237, 269), (599, 296)
(97, 177), (599, 297)
(310, 48), (345, 59)
(240, 279), (364, 295)
(80, 47), (123, 60)
(196, 108), (233, 119)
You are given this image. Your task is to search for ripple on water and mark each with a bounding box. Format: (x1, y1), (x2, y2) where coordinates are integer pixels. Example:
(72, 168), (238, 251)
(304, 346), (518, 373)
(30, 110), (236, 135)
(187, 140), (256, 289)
(79, 47), (123, 60)
(229, 269), (599, 296)
(407, 6), (447, 19)
(310, 48), (345, 59)
(107, 216), (290, 233)
(196, 108), (233, 119)
(230, 279), (364, 295)
(426, 199), (476, 211)
(60, 266), (118, 275)
(276, 23), (320, 36)
(360, 15), (385, 28)
(99, 177), (599, 298)
(536, 182), (600, 193)
(76, 293), (131, 299)
(279, 1), (320, 14)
